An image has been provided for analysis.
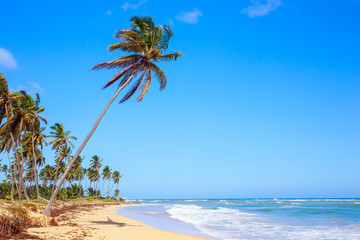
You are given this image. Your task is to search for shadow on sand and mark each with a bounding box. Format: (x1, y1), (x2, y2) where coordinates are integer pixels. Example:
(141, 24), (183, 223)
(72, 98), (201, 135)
(90, 221), (141, 228)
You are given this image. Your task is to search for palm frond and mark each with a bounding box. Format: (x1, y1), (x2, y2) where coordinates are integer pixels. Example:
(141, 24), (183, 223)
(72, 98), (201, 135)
(92, 55), (142, 71)
(119, 71), (146, 103)
(101, 62), (140, 89)
(0, 73), (9, 94)
(159, 52), (183, 62)
(137, 67), (152, 102)
(150, 62), (167, 90)
(158, 25), (174, 50)
(114, 30), (148, 52)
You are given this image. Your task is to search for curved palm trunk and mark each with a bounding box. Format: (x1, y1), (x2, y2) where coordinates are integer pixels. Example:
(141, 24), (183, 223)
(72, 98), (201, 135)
(31, 135), (41, 199)
(43, 75), (134, 216)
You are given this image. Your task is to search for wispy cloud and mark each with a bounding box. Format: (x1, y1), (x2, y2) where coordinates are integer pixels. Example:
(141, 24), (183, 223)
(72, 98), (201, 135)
(106, 10), (112, 15)
(121, 0), (148, 11)
(0, 48), (18, 69)
(15, 81), (45, 95)
(176, 9), (203, 24)
(241, 0), (282, 17)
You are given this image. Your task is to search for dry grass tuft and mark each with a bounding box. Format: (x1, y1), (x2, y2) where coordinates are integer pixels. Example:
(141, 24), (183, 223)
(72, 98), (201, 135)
(0, 214), (22, 237)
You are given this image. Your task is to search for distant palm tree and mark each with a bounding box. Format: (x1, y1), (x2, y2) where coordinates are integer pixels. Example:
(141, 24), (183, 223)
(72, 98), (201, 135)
(87, 168), (100, 196)
(43, 16), (182, 215)
(51, 145), (72, 193)
(72, 156), (84, 197)
(39, 164), (54, 187)
(48, 123), (77, 151)
(90, 155), (102, 197)
(114, 189), (119, 198)
(111, 170), (122, 197)
(101, 165), (111, 196)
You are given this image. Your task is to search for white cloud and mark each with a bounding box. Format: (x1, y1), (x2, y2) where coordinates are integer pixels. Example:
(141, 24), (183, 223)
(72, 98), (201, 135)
(241, 0), (282, 17)
(106, 10), (112, 15)
(0, 48), (18, 69)
(176, 9), (203, 24)
(121, 0), (148, 11)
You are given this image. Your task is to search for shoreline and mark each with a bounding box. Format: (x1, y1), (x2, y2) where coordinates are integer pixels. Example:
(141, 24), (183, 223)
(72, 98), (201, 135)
(27, 203), (214, 240)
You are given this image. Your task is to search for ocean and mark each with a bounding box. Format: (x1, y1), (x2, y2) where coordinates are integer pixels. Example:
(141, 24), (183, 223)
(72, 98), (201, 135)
(119, 199), (360, 240)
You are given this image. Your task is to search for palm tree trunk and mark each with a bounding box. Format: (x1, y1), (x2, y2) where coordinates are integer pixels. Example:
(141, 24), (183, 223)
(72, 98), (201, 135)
(108, 179), (111, 198)
(51, 160), (61, 194)
(18, 136), (30, 202)
(102, 180), (106, 195)
(31, 135), (41, 199)
(7, 152), (14, 201)
(12, 162), (21, 199)
(78, 168), (82, 198)
(43, 75), (134, 216)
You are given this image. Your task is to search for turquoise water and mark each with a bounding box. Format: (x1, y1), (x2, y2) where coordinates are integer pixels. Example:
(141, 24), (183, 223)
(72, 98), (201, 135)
(120, 199), (360, 240)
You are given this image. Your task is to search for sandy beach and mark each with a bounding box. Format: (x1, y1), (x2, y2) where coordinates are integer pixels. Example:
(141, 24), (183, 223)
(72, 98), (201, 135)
(26, 204), (213, 240)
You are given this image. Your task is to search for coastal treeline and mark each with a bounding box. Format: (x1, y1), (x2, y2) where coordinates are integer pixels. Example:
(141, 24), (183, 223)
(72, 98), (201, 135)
(0, 74), (122, 201)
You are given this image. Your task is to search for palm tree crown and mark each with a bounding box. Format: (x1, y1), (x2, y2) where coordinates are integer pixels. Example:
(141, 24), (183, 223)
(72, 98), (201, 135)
(92, 16), (182, 103)
(48, 123), (77, 151)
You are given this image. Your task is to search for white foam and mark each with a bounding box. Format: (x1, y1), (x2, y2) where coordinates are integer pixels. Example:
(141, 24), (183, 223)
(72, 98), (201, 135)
(166, 204), (360, 240)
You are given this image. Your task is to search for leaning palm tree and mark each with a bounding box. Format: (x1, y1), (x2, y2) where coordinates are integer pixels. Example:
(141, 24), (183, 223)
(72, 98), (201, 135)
(43, 16), (182, 216)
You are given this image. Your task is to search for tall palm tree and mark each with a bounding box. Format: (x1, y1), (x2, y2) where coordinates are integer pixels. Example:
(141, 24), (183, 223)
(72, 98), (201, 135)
(0, 74), (26, 200)
(43, 16), (182, 215)
(23, 93), (47, 199)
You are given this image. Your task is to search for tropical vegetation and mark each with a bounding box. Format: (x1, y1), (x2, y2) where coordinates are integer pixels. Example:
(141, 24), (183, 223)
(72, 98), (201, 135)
(0, 15), (181, 217)
(0, 73), (123, 203)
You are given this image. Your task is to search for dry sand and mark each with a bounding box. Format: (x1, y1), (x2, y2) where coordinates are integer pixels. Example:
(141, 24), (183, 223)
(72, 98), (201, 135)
(27, 204), (214, 240)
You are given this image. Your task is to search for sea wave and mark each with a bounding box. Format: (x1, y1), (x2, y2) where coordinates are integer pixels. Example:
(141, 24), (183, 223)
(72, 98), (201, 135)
(166, 204), (360, 240)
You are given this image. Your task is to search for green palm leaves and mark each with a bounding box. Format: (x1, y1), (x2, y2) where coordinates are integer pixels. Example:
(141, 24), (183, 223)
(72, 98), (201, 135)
(92, 16), (182, 103)
(48, 123), (77, 150)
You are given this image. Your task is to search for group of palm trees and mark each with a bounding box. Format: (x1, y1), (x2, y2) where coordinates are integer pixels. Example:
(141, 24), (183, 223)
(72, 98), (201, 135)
(1, 16), (181, 215)
(0, 76), (122, 201)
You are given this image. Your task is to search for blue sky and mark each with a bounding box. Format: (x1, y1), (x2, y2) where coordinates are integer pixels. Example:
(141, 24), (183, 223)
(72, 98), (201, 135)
(1, 0), (360, 199)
